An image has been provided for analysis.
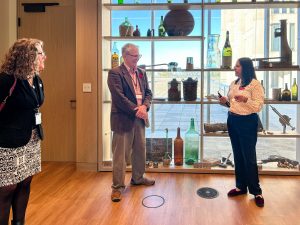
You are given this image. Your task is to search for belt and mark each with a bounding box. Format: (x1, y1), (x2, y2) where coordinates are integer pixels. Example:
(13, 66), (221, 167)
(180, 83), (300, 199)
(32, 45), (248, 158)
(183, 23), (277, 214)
(228, 111), (240, 116)
(228, 111), (256, 117)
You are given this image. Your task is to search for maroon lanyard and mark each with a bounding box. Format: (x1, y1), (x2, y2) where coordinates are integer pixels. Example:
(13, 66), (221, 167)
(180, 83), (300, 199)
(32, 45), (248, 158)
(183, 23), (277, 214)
(0, 77), (17, 112)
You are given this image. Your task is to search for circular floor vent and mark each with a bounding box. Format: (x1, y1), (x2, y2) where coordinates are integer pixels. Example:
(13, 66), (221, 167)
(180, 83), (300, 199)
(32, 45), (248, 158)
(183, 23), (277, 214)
(197, 187), (219, 199)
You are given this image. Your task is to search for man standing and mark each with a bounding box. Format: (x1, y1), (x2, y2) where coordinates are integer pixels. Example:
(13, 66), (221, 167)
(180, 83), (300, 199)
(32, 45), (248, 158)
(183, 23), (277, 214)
(107, 43), (155, 202)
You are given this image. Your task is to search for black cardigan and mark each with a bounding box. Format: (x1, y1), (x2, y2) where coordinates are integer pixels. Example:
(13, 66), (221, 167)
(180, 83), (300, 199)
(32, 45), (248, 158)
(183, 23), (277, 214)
(0, 73), (44, 148)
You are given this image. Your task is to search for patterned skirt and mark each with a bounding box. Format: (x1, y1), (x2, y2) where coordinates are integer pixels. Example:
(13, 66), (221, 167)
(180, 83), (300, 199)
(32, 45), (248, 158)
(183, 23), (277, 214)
(0, 130), (41, 187)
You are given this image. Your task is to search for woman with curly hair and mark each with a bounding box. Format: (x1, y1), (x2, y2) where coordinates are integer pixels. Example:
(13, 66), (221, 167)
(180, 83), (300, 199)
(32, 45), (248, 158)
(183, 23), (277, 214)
(0, 38), (46, 225)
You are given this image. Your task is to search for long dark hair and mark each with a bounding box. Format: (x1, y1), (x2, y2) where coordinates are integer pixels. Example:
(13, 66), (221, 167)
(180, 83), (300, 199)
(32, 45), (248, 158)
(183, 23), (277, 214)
(236, 57), (257, 87)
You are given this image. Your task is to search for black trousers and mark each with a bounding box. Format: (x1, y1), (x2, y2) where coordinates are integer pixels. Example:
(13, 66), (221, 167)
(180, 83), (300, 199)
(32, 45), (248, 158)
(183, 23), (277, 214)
(227, 112), (262, 195)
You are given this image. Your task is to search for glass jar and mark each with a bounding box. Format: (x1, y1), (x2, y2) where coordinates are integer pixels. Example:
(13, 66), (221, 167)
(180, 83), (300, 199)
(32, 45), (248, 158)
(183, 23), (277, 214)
(168, 78), (181, 101)
(207, 34), (221, 68)
(182, 77), (197, 101)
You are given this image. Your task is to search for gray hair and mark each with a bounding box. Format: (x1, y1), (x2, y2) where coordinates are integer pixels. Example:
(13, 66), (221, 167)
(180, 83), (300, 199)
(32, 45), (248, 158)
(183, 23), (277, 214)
(121, 43), (139, 56)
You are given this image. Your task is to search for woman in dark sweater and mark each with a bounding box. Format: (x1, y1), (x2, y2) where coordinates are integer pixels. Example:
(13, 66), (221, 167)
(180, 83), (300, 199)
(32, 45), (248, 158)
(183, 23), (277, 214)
(0, 38), (46, 225)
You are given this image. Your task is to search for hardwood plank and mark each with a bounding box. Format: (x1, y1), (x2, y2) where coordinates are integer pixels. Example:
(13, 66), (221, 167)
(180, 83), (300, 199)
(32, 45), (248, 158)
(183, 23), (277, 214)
(20, 162), (300, 225)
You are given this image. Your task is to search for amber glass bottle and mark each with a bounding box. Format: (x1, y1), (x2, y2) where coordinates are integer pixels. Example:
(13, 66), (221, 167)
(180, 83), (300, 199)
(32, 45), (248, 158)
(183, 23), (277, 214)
(174, 127), (183, 166)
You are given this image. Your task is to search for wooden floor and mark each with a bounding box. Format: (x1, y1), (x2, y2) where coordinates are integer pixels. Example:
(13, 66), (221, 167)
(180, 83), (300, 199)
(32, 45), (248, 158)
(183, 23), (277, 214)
(22, 162), (300, 225)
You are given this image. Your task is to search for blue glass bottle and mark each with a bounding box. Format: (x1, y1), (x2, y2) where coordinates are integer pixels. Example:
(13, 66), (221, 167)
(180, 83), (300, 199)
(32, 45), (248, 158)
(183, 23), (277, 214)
(184, 118), (199, 165)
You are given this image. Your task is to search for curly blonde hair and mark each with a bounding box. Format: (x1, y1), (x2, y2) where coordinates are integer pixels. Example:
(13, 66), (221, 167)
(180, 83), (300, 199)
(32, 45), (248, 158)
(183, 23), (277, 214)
(0, 38), (44, 80)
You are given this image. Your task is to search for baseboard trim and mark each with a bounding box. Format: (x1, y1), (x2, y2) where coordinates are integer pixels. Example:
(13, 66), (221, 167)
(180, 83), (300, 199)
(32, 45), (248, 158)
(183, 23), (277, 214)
(76, 162), (97, 171)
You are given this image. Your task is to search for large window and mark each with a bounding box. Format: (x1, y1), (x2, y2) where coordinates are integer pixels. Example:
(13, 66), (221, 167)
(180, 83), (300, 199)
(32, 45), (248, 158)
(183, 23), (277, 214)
(101, 1), (300, 172)
(271, 23), (280, 52)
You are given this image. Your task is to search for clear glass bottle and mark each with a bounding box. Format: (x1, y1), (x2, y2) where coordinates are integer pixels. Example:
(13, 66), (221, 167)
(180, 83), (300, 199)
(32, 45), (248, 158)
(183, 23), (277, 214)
(184, 118), (199, 165)
(207, 34), (221, 68)
(174, 127), (183, 166)
(281, 83), (291, 101)
(291, 78), (298, 101)
(158, 16), (166, 37)
(222, 31), (232, 69)
(111, 42), (119, 68)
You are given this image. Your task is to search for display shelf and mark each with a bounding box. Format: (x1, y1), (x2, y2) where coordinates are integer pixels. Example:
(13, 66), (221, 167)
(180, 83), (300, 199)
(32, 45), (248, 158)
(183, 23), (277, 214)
(104, 68), (300, 73)
(203, 99), (300, 104)
(204, 67), (300, 72)
(152, 99), (202, 104)
(100, 161), (300, 175)
(103, 68), (202, 72)
(100, 0), (300, 175)
(103, 3), (201, 11)
(204, 1), (300, 10)
(203, 131), (300, 138)
(103, 36), (204, 41)
(103, 68), (300, 72)
(103, 99), (203, 104)
(103, 2), (300, 11)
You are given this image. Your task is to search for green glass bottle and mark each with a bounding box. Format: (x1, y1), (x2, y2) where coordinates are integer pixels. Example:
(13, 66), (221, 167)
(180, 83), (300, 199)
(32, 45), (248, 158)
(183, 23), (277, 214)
(222, 31), (232, 69)
(118, 0), (123, 5)
(291, 78), (298, 101)
(281, 83), (291, 101)
(158, 16), (166, 37)
(184, 118), (199, 165)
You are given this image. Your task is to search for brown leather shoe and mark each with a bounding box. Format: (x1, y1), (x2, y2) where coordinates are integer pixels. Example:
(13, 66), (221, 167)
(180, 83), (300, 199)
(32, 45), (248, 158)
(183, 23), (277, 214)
(130, 177), (155, 186)
(111, 190), (121, 202)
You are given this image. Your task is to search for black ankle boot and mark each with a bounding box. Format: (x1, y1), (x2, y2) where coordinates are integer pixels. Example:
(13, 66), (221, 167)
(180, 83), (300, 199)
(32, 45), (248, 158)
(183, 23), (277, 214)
(11, 219), (25, 225)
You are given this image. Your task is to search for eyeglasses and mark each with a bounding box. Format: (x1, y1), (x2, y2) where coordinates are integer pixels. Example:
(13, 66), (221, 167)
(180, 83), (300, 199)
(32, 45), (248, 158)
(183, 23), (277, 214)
(127, 53), (142, 60)
(37, 51), (46, 57)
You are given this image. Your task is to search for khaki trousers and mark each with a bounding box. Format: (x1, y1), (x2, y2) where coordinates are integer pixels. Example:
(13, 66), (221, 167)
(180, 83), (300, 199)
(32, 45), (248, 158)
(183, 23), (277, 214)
(111, 119), (145, 191)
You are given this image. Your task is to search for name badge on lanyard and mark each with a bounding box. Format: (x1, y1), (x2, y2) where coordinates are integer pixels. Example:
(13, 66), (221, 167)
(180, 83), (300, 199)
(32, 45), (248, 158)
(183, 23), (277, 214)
(35, 112), (42, 125)
(136, 94), (142, 100)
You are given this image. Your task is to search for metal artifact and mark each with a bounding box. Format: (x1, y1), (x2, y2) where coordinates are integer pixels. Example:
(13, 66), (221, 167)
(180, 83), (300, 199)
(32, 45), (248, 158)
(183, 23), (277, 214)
(218, 153), (231, 168)
(261, 155), (299, 167)
(270, 105), (295, 133)
(252, 20), (299, 69)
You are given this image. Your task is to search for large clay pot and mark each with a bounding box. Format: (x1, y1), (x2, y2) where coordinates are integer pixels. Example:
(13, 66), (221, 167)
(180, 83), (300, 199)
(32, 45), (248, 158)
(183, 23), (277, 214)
(163, 10), (195, 36)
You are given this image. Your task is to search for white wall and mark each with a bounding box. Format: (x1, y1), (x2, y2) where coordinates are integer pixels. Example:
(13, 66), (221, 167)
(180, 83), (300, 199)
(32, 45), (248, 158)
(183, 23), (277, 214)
(0, 0), (17, 60)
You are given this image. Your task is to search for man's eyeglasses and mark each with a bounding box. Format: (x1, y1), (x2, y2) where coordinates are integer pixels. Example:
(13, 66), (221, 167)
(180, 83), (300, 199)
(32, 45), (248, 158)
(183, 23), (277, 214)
(127, 53), (142, 60)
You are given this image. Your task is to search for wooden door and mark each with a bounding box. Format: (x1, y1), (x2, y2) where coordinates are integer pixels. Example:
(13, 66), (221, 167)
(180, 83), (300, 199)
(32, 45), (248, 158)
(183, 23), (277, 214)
(18, 0), (76, 161)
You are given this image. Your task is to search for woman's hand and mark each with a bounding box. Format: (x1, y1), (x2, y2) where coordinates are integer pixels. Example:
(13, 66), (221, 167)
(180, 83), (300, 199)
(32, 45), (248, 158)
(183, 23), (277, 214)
(234, 95), (248, 103)
(219, 96), (228, 104)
